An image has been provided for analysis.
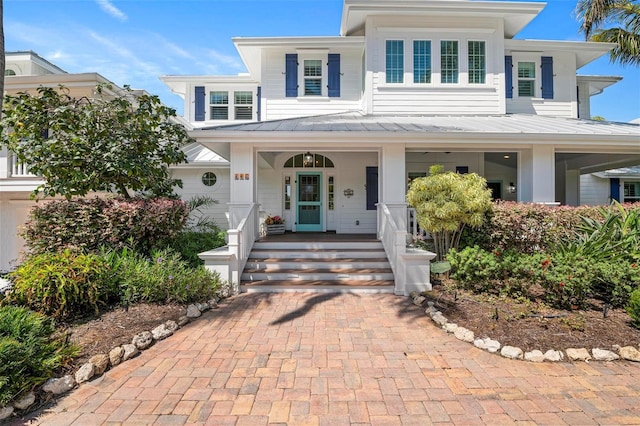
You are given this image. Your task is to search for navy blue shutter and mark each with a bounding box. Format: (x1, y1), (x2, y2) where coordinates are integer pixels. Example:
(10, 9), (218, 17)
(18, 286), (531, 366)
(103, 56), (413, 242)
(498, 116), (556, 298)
(610, 178), (620, 202)
(505, 56), (513, 99)
(285, 54), (298, 97)
(256, 86), (262, 121)
(194, 86), (206, 121)
(366, 167), (378, 210)
(328, 54), (341, 97)
(541, 56), (554, 99)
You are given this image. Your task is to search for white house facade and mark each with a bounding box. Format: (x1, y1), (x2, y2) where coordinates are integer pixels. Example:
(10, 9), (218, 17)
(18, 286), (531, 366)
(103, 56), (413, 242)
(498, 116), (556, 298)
(160, 0), (640, 294)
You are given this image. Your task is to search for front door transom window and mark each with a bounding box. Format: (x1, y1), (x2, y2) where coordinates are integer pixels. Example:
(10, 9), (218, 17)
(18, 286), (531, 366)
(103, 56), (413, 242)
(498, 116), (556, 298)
(284, 153), (335, 168)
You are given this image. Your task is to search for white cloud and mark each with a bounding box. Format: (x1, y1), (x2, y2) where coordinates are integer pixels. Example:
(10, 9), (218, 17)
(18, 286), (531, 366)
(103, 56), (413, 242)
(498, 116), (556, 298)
(96, 0), (127, 22)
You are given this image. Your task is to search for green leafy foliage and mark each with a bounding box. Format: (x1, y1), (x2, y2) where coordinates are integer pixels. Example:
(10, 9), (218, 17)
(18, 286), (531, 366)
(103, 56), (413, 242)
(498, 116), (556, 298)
(0, 306), (79, 405)
(168, 230), (227, 268)
(407, 165), (492, 260)
(626, 287), (640, 328)
(22, 197), (189, 256)
(0, 84), (191, 199)
(462, 202), (604, 254)
(104, 248), (221, 304)
(4, 250), (116, 321)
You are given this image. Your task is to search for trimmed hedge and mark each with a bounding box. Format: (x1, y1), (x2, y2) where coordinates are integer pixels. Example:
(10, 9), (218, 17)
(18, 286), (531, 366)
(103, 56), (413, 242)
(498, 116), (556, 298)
(22, 197), (189, 256)
(462, 201), (608, 254)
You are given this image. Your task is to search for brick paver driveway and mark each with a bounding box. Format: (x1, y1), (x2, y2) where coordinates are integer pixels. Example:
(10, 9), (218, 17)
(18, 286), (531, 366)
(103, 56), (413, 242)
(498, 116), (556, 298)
(29, 292), (640, 425)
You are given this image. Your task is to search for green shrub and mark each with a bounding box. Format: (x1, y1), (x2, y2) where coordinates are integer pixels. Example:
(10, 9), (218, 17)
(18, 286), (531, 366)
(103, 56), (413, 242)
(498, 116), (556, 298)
(105, 248), (221, 304)
(5, 250), (115, 320)
(462, 202), (604, 254)
(22, 197), (189, 256)
(447, 246), (502, 292)
(0, 306), (78, 405)
(168, 229), (226, 268)
(626, 288), (640, 328)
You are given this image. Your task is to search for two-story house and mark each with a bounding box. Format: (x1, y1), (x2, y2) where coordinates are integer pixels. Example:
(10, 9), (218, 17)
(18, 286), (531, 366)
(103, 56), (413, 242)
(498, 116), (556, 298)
(160, 0), (640, 294)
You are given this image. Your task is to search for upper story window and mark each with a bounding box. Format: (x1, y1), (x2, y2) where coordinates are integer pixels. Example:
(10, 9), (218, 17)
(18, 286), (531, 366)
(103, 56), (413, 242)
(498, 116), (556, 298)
(440, 40), (459, 84)
(413, 40), (432, 84)
(468, 41), (486, 84)
(210, 91), (229, 120)
(386, 40), (404, 83)
(209, 91), (253, 120)
(4, 69), (16, 76)
(304, 60), (323, 96)
(234, 91), (253, 120)
(517, 62), (536, 97)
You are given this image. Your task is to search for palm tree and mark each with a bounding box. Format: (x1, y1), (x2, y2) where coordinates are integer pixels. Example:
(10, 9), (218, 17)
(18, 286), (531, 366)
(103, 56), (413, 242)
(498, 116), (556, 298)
(576, 0), (640, 66)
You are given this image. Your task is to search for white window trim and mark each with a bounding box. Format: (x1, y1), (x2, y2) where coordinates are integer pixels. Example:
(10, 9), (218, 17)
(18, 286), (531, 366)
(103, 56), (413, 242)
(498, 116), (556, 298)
(623, 180), (640, 203)
(298, 54), (328, 98)
(512, 56), (541, 99)
(207, 88), (255, 121)
(380, 35), (490, 88)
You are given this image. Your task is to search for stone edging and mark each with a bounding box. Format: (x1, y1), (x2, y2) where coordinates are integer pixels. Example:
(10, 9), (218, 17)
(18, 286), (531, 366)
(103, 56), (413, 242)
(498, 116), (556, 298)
(0, 289), (233, 422)
(410, 292), (640, 364)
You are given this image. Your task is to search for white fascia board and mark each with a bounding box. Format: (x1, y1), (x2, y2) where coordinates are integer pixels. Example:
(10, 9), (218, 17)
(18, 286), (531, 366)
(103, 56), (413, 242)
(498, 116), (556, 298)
(6, 72), (113, 90)
(189, 130), (640, 151)
(340, 0), (545, 37)
(576, 75), (623, 96)
(233, 36), (365, 81)
(160, 75), (258, 97)
(505, 39), (615, 68)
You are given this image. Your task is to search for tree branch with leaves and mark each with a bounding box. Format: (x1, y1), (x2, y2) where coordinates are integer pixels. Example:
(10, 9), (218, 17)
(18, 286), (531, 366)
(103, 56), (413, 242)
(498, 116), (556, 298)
(0, 84), (191, 199)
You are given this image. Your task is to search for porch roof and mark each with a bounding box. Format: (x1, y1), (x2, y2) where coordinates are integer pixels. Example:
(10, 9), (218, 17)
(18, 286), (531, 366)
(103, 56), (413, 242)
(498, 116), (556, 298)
(198, 112), (640, 138)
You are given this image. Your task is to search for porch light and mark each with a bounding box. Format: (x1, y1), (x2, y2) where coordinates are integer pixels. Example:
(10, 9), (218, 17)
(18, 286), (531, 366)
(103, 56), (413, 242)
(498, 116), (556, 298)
(508, 182), (517, 194)
(303, 152), (314, 167)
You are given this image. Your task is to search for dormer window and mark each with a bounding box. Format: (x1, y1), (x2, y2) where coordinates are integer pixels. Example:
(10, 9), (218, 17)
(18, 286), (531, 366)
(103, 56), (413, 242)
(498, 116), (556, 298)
(304, 60), (322, 96)
(517, 62), (536, 97)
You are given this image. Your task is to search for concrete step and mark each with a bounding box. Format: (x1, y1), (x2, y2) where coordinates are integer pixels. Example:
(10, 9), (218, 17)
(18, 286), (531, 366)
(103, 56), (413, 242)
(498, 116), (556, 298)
(252, 241), (384, 250)
(241, 270), (395, 281)
(249, 249), (386, 259)
(245, 258), (391, 270)
(241, 280), (395, 293)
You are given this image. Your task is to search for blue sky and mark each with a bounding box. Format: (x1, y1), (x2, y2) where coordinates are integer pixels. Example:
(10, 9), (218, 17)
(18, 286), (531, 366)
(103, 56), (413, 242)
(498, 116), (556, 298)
(5, 0), (640, 122)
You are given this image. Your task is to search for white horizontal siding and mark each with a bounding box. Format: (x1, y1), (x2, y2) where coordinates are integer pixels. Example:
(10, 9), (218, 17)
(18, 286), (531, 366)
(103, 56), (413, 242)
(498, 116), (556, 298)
(580, 174), (609, 206)
(262, 48), (363, 120)
(171, 168), (231, 230)
(507, 100), (574, 118)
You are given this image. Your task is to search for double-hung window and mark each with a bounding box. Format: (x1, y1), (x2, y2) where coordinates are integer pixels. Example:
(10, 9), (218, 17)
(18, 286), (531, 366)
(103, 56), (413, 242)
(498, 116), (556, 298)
(234, 91), (253, 120)
(468, 41), (486, 84)
(386, 40), (404, 83)
(440, 40), (459, 84)
(413, 40), (431, 84)
(517, 62), (536, 97)
(304, 60), (322, 96)
(210, 91), (229, 120)
(624, 182), (640, 203)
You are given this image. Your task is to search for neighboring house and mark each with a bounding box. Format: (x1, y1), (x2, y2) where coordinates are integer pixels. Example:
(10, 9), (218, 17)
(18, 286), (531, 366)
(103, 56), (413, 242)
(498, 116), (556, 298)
(0, 51), (225, 271)
(160, 0), (640, 293)
(580, 166), (640, 205)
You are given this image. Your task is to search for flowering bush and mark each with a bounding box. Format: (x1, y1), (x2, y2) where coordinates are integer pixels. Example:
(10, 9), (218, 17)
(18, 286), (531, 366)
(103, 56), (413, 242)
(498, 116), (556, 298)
(265, 215), (284, 225)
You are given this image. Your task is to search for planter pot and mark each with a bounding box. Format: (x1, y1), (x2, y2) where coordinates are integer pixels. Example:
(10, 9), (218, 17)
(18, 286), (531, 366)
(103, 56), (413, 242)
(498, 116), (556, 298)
(266, 224), (285, 235)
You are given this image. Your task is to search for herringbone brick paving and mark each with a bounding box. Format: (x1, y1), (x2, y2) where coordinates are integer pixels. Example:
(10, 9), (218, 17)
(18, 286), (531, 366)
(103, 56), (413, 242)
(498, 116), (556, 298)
(25, 292), (640, 425)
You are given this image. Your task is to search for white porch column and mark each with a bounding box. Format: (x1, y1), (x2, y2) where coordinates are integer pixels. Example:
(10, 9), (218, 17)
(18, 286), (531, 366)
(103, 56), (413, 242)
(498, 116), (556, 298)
(229, 143), (256, 228)
(518, 145), (556, 203)
(0, 148), (9, 179)
(380, 145), (407, 230)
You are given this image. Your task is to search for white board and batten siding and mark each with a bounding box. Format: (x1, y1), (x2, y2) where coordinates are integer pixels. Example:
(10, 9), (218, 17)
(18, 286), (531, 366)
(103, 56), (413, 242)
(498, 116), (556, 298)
(261, 48), (364, 121)
(257, 152), (378, 234)
(366, 15), (506, 115)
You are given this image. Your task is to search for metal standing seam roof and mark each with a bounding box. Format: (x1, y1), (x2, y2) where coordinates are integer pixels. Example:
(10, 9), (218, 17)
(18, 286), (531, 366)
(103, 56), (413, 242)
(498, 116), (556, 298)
(200, 111), (640, 137)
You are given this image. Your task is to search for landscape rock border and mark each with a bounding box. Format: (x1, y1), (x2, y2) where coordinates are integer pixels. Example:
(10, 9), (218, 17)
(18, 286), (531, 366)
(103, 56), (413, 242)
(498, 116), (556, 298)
(0, 284), (233, 422)
(412, 292), (640, 364)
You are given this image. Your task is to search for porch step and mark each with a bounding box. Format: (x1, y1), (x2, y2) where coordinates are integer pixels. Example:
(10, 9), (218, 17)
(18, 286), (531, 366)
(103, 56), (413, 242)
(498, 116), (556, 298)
(240, 239), (394, 292)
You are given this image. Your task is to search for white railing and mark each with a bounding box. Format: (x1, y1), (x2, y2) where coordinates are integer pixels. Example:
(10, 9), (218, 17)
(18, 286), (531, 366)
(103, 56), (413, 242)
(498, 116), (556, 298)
(407, 208), (430, 242)
(379, 202), (436, 296)
(10, 154), (36, 177)
(199, 202), (260, 293)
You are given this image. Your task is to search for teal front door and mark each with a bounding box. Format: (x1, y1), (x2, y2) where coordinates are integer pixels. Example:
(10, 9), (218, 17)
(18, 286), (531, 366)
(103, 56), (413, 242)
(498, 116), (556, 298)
(296, 172), (322, 232)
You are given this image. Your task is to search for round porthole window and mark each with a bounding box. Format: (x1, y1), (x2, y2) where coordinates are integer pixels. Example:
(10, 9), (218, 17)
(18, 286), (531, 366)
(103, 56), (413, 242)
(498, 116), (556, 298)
(202, 172), (217, 186)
